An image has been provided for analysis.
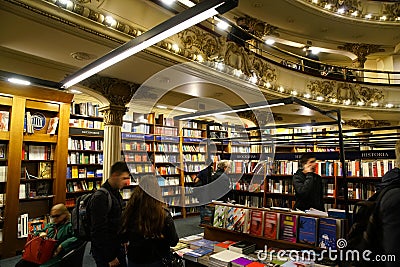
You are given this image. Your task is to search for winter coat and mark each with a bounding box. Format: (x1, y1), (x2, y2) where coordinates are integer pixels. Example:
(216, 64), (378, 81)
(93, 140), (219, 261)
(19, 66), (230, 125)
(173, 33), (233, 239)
(293, 169), (324, 211)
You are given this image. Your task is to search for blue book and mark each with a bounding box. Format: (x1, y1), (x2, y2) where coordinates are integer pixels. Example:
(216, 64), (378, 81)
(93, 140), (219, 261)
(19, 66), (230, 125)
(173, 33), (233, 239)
(190, 239), (218, 250)
(183, 247), (213, 262)
(318, 218), (338, 249)
(298, 216), (318, 246)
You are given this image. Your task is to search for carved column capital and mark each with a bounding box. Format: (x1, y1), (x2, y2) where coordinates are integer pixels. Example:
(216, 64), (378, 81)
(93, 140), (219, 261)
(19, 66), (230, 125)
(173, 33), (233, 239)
(80, 75), (139, 106)
(338, 43), (384, 68)
(234, 15), (279, 38)
(99, 105), (127, 126)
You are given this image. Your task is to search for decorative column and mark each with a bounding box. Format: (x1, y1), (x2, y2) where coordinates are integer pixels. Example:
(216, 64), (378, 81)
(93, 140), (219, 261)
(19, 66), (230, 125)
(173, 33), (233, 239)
(80, 75), (139, 181)
(338, 43), (385, 82)
(99, 105), (127, 181)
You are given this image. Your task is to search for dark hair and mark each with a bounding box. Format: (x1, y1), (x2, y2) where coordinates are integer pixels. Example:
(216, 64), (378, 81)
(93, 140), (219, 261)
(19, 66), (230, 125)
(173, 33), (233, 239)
(110, 161), (129, 176)
(300, 153), (316, 167)
(121, 176), (166, 238)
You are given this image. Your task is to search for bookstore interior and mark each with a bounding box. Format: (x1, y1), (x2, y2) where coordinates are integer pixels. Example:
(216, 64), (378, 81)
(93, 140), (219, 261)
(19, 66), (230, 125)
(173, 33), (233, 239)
(1, 0), (400, 266)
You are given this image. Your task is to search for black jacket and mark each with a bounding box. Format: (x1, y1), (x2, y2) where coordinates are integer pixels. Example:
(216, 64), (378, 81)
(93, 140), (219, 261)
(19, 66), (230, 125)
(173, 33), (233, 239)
(378, 167), (400, 267)
(125, 209), (179, 264)
(293, 169), (324, 211)
(90, 181), (124, 262)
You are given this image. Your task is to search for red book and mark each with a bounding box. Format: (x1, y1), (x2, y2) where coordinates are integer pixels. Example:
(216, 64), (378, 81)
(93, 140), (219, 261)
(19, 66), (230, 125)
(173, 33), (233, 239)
(264, 211), (279, 239)
(250, 210), (264, 236)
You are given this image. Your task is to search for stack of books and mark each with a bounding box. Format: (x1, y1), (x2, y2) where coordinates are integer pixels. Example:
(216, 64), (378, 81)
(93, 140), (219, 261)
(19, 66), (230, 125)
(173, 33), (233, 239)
(209, 250), (242, 267)
(189, 238), (219, 250)
(229, 241), (256, 255)
(213, 240), (237, 253)
(182, 247), (213, 262)
(231, 257), (254, 267)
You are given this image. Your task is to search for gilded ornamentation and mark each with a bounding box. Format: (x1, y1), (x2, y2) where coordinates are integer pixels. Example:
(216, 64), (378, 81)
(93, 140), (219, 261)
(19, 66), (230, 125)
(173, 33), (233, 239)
(178, 27), (278, 83)
(307, 80), (384, 104)
(99, 105), (127, 126)
(332, 0), (361, 12)
(80, 75), (139, 106)
(384, 3), (400, 18)
(234, 15), (279, 38)
(345, 120), (391, 129)
(338, 43), (384, 67)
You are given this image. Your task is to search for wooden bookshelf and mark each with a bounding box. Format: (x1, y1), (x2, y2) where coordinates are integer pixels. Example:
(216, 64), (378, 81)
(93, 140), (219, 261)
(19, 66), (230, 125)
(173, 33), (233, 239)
(0, 81), (72, 258)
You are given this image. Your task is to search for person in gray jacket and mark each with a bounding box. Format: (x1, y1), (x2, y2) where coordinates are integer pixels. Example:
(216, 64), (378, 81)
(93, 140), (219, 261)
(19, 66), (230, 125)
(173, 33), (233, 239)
(293, 153), (324, 211)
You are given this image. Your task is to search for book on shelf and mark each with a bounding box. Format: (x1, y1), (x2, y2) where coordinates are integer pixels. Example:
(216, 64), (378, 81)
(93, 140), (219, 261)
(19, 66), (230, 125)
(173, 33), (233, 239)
(213, 205), (227, 228)
(249, 210), (264, 236)
(298, 216), (318, 246)
(46, 117), (59, 135)
(278, 214), (298, 243)
(0, 193), (5, 207)
(38, 162), (52, 179)
(318, 217), (345, 250)
(0, 143), (7, 159)
(0, 111), (9, 131)
(263, 211), (279, 239)
(0, 166), (8, 182)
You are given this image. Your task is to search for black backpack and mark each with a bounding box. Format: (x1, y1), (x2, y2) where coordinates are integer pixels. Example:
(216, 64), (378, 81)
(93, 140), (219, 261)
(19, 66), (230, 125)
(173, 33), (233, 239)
(71, 187), (112, 240)
(346, 183), (400, 265)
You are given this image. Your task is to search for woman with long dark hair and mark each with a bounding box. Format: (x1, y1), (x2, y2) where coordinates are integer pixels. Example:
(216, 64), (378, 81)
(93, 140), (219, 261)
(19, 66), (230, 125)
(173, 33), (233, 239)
(121, 175), (179, 267)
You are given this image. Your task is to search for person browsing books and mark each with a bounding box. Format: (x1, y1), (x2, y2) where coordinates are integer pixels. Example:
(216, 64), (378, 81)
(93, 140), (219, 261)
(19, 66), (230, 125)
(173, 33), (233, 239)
(293, 153), (324, 211)
(16, 204), (80, 267)
(120, 175), (179, 267)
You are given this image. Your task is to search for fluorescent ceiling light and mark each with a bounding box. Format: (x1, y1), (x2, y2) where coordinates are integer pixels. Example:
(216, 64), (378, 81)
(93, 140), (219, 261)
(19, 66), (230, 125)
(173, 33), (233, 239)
(156, 105), (168, 109)
(265, 39), (275, 45)
(8, 78), (31, 85)
(176, 103), (284, 120)
(61, 0), (238, 88)
(174, 106), (198, 113)
(177, 0), (195, 7)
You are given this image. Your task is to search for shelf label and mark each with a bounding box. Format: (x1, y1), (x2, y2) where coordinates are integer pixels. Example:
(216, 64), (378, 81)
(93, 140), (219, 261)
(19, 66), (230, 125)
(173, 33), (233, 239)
(345, 150), (395, 160)
(183, 138), (205, 143)
(69, 128), (104, 136)
(156, 136), (179, 142)
(122, 133), (145, 139)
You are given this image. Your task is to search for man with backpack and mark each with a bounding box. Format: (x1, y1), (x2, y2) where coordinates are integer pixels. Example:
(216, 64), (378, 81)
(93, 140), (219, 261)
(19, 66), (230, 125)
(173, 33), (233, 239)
(90, 161), (130, 267)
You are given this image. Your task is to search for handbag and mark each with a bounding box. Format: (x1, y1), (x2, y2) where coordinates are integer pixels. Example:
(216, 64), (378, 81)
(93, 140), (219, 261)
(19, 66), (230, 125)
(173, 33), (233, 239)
(22, 232), (58, 264)
(161, 250), (184, 267)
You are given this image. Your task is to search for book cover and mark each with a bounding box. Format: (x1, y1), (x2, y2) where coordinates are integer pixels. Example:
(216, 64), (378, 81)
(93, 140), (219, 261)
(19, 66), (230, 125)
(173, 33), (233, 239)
(264, 211), (279, 239)
(279, 214), (298, 243)
(189, 239), (218, 250)
(318, 217), (338, 249)
(250, 210), (264, 236)
(46, 117), (59, 135)
(225, 206), (235, 230)
(213, 205), (227, 228)
(0, 111), (9, 131)
(298, 216), (318, 246)
(71, 166), (79, 179)
(213, 240), (236, 253)
(183, 247), (213, 262)
(232, 207), (246, 232)
(0, 144), (7, 159)
(231, 257), (254, 267)
(38, 162), (52, 179)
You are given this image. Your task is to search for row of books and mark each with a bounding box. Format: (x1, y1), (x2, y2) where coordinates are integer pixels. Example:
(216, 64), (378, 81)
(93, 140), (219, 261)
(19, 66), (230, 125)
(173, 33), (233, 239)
(183, 163), (209, 172)
(182, 129), (203, 137)
(183, 153), (206, 162)
(127, 163), (154, 174)
(0, 193), (5, 207)
(122, 141), (147, 151)
(69, 118), (104, 130)
(154, 126), (178, 136)
(271, 159), (396, 177)
(121, 122), (151, 134)
(68, 138), (103, 151)
(182, 144), (206, 153)
(71, 102), (101, 117)
(19, 182), (51, 199)
(0, 166), (7, 182)
(212, 204), (346, 249)
(157, 177), (180, 186)
(68, 152), (103, 165)
(157, 166), (178, 175)
(66, 166), (103, 179)
(153, 154), (179, 163)
(154, 143), (179, 152)
(22, 144), (53, 160)
(66, 180), (101, 192)
(123, 154), (149, 162)
(182, 121), (201, 129)
(0, 111), (9, 131)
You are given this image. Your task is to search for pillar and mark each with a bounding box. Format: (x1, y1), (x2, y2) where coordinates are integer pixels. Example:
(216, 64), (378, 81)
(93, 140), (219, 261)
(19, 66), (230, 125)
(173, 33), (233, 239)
(99, 105), (127, 181)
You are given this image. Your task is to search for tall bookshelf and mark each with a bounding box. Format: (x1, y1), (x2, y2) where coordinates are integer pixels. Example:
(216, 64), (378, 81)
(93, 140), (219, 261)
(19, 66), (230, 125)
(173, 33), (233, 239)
(0, 81), (72, 258)
(66, 102), (104, 208)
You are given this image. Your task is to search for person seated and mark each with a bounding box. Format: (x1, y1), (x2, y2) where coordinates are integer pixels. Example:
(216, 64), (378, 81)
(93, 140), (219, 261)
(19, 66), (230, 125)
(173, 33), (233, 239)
(16, 204), (79, 267)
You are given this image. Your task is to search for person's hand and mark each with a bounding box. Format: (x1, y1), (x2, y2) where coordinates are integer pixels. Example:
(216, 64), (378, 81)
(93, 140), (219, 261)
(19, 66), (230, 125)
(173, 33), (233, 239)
(53, 245), (62, 257)
(108, 257), (120, 267)
(303, 164), (313, 173)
